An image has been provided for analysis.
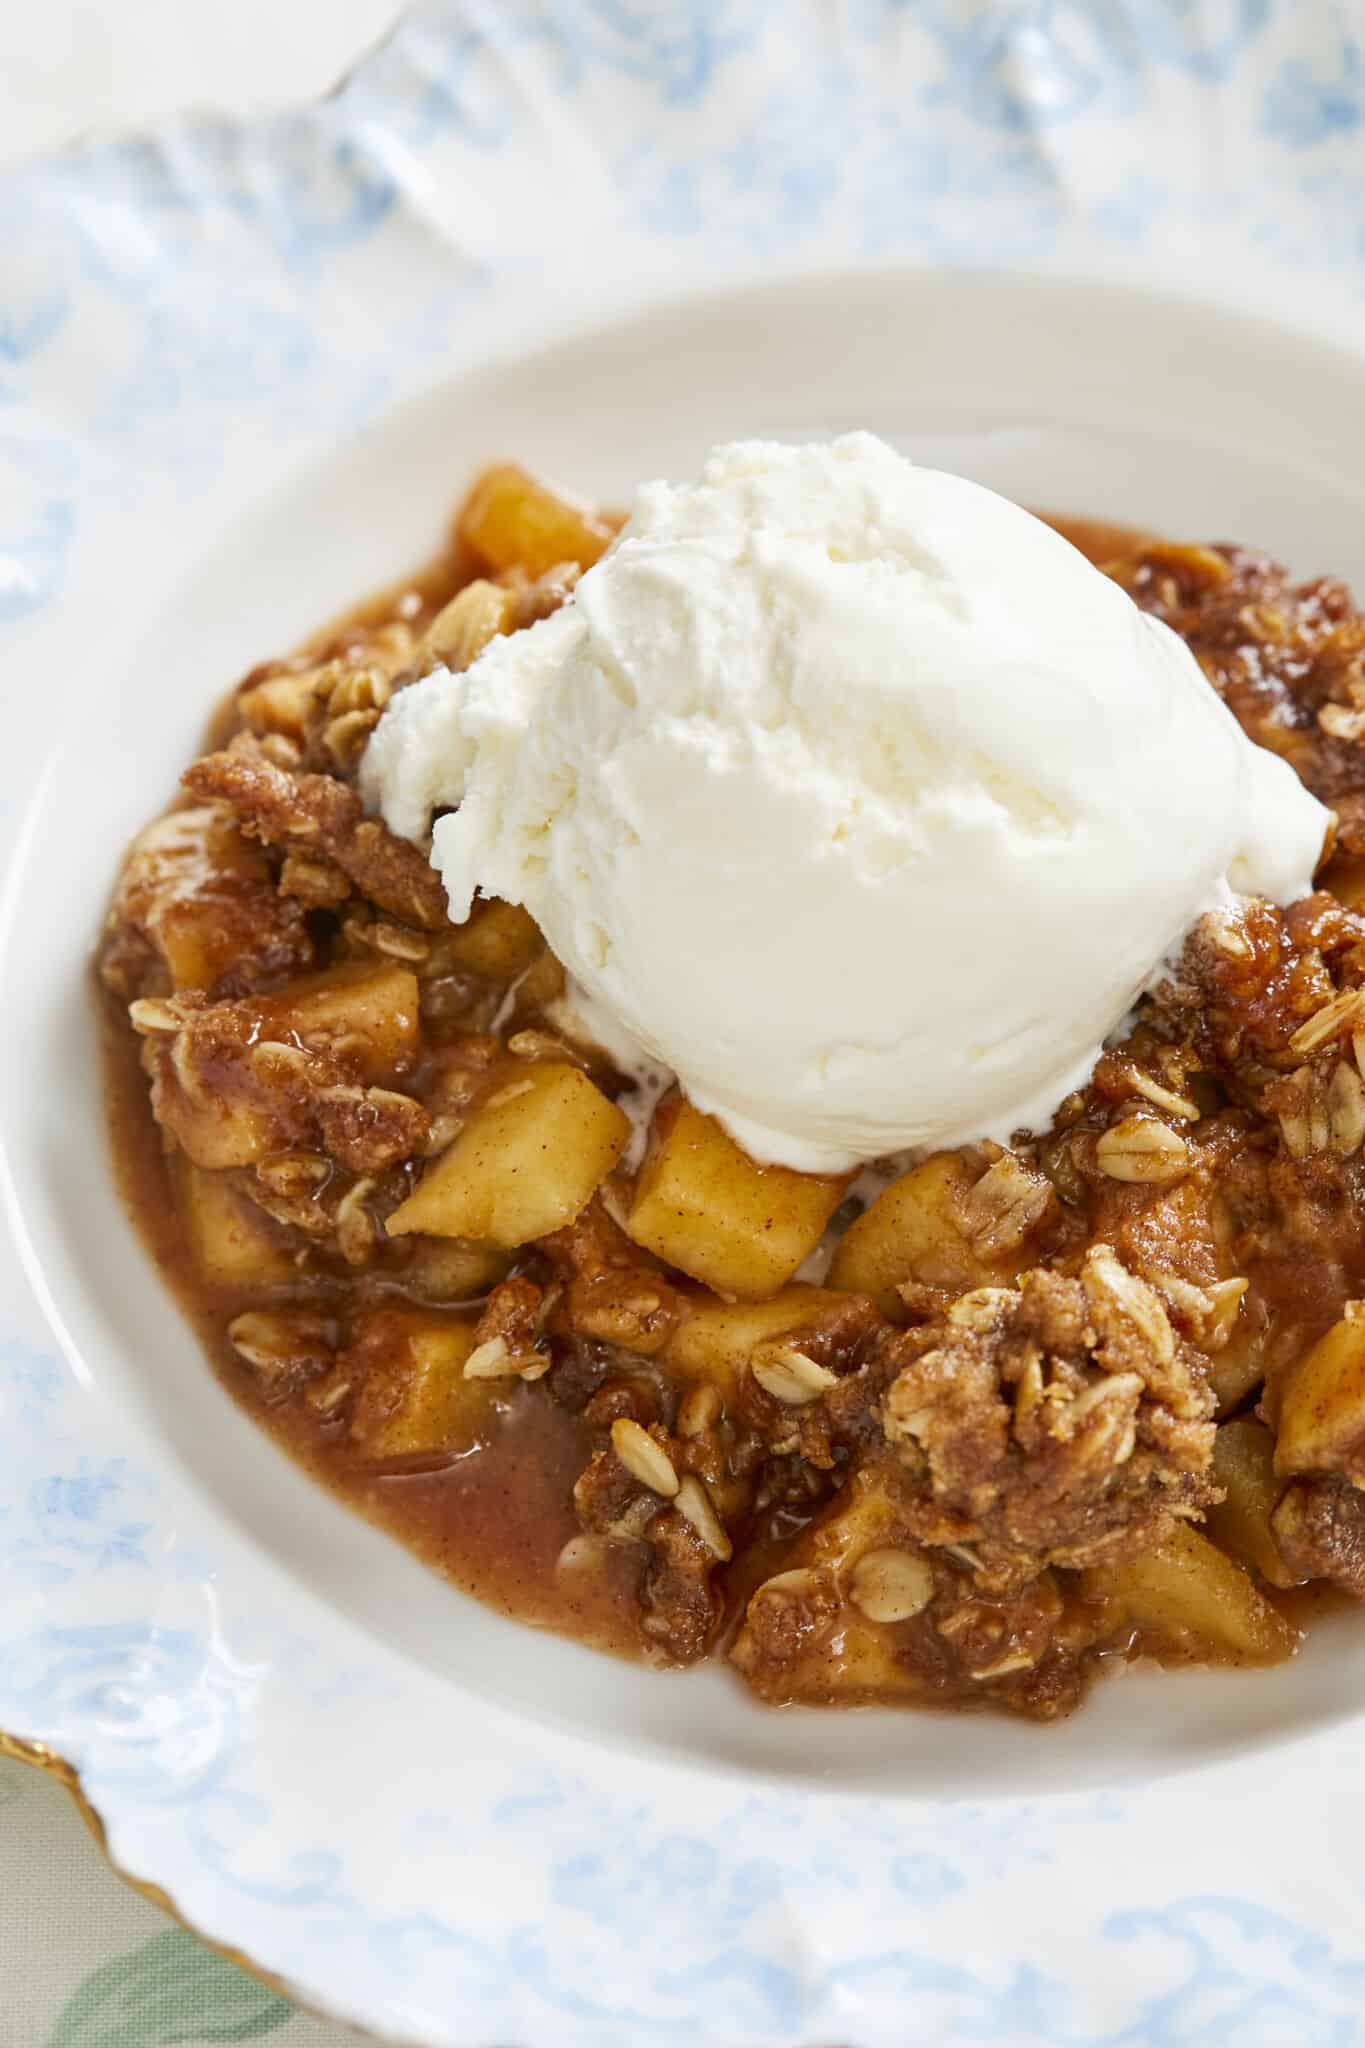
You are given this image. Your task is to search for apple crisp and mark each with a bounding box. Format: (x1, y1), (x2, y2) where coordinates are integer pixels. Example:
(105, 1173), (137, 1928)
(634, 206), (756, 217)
(99, 470), (1365, 1719)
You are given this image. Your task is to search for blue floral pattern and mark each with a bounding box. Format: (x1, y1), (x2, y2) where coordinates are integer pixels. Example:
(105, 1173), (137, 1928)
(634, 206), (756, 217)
(912, 0), (1271, 129)
(1262, 33), (1362, 145)
(12, 1463), (152, 1586)
(4, 5), (1365, 2043)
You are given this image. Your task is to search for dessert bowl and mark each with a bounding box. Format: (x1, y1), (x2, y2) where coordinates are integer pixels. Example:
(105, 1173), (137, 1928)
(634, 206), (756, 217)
(5, 5), (1365, 2041)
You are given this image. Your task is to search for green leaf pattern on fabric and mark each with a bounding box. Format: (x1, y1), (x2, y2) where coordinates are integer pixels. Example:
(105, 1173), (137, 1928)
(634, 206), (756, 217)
(46, 1928), (293, 2048)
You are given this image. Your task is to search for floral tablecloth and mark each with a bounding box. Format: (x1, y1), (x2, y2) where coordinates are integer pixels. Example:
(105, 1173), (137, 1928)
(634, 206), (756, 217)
(1, 1754), (350, 2044)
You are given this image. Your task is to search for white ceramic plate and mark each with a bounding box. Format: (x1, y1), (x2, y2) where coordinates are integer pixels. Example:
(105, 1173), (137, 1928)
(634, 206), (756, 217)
(6, 6), (1365, 2042)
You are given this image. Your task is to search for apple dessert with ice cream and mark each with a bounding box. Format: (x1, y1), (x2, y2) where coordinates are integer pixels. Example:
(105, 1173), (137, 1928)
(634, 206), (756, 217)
(102, 431), (1365, 1718)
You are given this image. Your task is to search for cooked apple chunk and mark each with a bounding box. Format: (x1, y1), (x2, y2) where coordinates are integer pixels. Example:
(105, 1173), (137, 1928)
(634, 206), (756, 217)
(731, 1573), (924, 1705)
(829, 1150), (1045, 1308)
(398, 1236), (513, 1303)
(1275, 1306), (1365, 1482)
(257, 962), (421, 1082)
(386, 1063), (630, 1246)
(1081, 1522), (1298, 1666)
(459, 463), (615, 580)
(729, 1464), (929, 1703)
(627, 1098), (847, 1300)
(1205, 1309), (1269, 1417)
(663, 1286), (859, 1401)
(132, 992), (429, 1173)
(100, 803), (311, 997)
(1207, 1417), (1296, 1588)
(177, 1161), (295, 1288)
(346, 1311), (489, 1459)
(445, 899), (545, 983)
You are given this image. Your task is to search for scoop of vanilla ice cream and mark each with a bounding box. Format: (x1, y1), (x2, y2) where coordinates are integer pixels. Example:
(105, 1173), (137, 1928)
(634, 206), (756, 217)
(363, 434), (1328, 1173)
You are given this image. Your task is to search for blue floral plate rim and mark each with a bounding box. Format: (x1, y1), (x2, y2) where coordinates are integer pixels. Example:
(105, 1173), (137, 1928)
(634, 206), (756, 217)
(4, 6), (1365, 2043)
